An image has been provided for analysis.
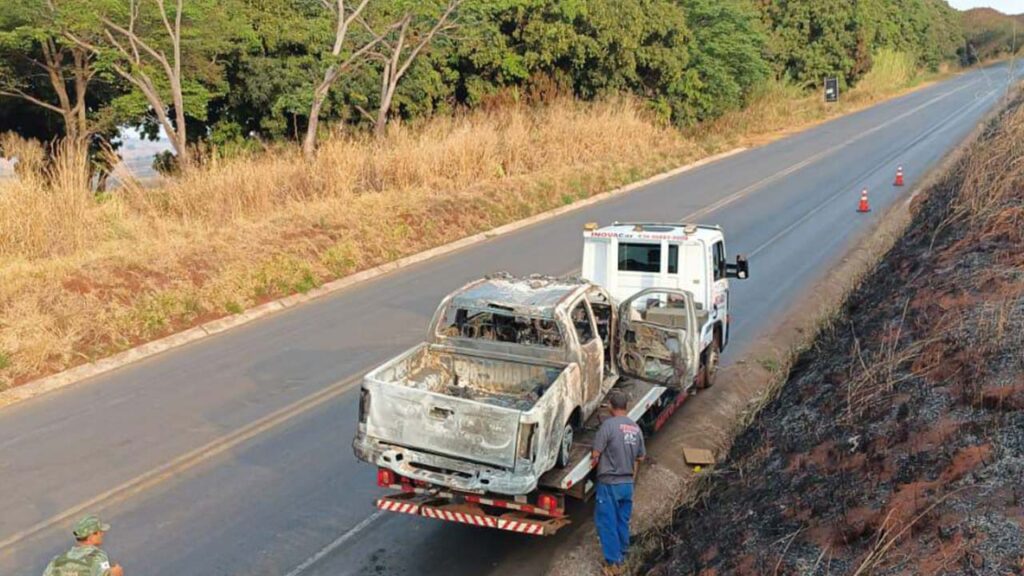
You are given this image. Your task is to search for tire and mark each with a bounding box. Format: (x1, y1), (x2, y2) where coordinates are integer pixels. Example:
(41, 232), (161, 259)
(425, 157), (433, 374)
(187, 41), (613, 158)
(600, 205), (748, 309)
(556, 422), (574, 468)
(700, 335), (721, 389)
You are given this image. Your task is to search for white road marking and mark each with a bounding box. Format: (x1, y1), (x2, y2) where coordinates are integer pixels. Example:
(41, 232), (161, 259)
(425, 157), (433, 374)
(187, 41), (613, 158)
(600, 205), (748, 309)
(747, 85), (1002, 258)
(556, 74), (992, 278)
(283, 511), (385, 576)
(0, 372), (366, 554)
(681, 75), (983, 224)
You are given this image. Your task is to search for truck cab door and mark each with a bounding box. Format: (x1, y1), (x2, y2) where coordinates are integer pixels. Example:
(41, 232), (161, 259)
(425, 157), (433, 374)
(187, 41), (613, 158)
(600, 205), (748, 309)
(711, 240), (729, 345)
(617, 288), (699, 390)
(569, 298), (604, 418)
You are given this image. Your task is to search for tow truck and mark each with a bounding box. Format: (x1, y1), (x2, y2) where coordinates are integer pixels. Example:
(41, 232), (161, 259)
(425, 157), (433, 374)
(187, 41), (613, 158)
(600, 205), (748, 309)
(354, 222), (749, 535)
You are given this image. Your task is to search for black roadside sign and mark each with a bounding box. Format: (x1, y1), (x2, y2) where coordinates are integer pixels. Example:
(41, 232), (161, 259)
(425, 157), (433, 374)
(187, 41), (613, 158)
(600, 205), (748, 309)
(825, 77), (839, 103)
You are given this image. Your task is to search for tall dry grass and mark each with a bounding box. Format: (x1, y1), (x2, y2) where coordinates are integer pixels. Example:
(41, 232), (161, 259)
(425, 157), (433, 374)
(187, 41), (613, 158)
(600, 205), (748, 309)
(857, 49), (919, 98)
(0, 137), (99, 260)
(954, 100), (1024, 223)
(694, 50), (935, 152)
(0, 99), (694, 385)
(0, 62), (957, 388)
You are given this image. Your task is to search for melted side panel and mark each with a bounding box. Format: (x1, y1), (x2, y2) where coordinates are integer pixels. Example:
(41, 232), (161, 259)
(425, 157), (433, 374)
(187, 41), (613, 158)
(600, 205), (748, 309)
(619, 323), (689, 386)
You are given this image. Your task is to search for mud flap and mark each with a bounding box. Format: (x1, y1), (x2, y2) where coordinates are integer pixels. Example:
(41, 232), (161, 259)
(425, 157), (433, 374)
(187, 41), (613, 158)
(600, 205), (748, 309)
(376, 492), (571, 536)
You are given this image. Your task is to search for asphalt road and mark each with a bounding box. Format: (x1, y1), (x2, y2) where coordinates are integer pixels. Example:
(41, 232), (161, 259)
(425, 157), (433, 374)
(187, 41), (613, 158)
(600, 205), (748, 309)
(1, 63), (1020, 576)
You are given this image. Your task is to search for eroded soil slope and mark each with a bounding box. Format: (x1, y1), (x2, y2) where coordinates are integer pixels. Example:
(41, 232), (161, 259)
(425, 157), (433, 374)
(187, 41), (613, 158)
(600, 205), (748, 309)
(644, 99), (1024, 575)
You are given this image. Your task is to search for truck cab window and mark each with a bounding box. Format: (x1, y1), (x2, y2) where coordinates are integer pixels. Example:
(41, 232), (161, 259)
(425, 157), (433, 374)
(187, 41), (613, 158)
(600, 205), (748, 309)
(571, 301), (595, 344)
(713, 241), (726, 281)
(439, 307), (563, 348)
(618, 243), (661, 273)
(668, 244), (679, 274)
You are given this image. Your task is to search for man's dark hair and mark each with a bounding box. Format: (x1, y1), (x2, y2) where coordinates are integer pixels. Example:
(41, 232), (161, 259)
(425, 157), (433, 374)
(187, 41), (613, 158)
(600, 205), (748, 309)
(609, 390), (628, 410)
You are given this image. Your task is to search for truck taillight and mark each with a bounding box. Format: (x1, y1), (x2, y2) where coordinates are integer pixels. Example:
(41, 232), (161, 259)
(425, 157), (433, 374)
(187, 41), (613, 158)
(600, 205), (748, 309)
(538, 494), (559, 513)
(377, 468), (395, 487)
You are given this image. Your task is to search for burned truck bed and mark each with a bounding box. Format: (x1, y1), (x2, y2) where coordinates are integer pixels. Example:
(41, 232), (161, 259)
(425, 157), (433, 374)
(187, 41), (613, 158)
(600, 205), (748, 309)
(384, 344), (562, 411)
(355, 340), (578, 494)
(353, 275), (603, 496)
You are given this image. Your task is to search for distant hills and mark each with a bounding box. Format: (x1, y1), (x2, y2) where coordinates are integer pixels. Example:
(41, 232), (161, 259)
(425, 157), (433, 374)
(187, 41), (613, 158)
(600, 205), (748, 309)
(962, 7), (1024, 61)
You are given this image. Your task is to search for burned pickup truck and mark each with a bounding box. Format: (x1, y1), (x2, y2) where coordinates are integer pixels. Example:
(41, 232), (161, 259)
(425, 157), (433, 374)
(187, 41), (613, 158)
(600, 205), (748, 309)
(353, 222), (748, 535)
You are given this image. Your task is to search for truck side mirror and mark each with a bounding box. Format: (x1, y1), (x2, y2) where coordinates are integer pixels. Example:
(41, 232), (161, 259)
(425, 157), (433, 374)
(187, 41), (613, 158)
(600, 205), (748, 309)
(726, 255), (749, 279)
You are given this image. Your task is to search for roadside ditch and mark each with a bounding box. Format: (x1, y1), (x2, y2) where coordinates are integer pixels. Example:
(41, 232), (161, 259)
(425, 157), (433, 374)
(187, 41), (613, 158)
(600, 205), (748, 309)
(633, 95), (1024, 574)
(542, 92), (1024, 576)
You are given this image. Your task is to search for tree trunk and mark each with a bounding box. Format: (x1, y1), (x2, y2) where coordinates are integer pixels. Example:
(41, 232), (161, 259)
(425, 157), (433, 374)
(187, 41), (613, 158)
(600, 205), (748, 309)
(372, 2), (460, 136)
(303, 84), (330, 159)
(72, 48), (90, 139)
(374, 78), (397, 138)
(303, 0), (381, 157)
(172, 129), (190, 170)
(170, 82), (190, 169)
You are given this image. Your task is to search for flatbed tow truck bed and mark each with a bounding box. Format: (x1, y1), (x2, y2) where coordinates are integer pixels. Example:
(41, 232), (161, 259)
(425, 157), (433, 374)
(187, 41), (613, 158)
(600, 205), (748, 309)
(373, 377), (691, 536)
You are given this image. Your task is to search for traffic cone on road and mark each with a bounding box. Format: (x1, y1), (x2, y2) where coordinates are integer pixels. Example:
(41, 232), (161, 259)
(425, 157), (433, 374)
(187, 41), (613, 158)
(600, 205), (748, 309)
(857, 189), (871, 213)
(894, 165), (905, 186)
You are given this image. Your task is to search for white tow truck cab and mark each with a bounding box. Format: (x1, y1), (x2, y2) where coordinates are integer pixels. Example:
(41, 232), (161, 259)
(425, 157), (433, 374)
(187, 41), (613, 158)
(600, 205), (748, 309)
(582, 221), (748, 356)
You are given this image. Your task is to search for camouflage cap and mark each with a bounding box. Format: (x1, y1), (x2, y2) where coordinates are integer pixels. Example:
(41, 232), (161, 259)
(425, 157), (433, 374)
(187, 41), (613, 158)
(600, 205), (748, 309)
(72, 515), (111, 539)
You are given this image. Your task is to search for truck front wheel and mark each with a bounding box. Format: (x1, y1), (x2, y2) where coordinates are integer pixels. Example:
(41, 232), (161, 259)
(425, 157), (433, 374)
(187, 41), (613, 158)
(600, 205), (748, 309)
(556, 423), (574, 468)
(700, 336), (721, 389)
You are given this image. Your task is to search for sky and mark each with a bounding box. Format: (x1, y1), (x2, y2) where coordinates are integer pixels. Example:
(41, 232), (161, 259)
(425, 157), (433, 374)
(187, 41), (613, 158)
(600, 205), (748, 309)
(0, 126), (169, 179)
(948, 0), (1024, 12)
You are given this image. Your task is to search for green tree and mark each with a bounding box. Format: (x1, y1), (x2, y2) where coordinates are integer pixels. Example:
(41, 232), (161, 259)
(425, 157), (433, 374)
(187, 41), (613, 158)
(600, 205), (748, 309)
(365, 0), (462, 136)
(65, 0), (249, 171)
(0, 0), (107, 141)
(439, 0), (697, 125)
(758, 1), (860, 88)
(758, 0), (962, 89)
(207, 0), (332, 144)
(676, 0), (768, 122)
(302, 0), (388, 158)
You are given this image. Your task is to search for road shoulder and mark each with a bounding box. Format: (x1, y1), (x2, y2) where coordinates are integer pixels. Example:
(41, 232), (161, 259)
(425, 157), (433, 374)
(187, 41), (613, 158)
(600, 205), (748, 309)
(542, 88), (1009, 576)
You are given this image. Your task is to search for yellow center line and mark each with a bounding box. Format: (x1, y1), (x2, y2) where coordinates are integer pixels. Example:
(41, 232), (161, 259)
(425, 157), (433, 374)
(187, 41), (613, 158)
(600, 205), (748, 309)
(0, 372), (365, 555)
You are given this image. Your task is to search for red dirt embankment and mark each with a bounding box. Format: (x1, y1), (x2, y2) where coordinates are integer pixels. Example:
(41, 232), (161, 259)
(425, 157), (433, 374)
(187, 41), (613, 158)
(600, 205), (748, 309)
(642, 98), (1024, 575)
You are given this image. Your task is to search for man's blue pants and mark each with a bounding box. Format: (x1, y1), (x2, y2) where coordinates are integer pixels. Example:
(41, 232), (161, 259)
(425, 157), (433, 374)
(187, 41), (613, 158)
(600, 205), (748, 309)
(595, 481), (633, 565)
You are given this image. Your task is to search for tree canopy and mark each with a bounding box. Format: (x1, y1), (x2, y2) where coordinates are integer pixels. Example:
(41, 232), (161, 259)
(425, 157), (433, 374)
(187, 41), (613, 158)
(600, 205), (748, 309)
(0, 0), (1008, 166)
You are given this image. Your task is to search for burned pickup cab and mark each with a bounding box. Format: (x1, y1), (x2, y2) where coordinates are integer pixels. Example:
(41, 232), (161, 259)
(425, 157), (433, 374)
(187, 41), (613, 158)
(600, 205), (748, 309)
(353, 273), (703, 496)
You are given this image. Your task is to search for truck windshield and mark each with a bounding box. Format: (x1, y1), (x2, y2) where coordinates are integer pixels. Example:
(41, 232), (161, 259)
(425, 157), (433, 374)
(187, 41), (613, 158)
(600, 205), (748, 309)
(437, 307), (564, 348)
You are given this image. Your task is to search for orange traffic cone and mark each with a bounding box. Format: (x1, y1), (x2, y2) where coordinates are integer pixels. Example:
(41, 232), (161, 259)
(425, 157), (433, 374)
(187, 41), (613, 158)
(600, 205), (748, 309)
(857, 189), (871, 213)
(894, 165), (904, 186)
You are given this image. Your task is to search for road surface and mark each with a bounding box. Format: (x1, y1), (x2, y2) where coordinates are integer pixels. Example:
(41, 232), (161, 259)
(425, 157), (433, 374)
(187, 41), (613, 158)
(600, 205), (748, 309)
(1, 63), (1020, 576)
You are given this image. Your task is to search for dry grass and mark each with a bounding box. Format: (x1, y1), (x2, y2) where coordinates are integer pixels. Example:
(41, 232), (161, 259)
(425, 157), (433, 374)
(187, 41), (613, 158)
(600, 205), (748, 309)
(694, 50), (944, 152)
(0, 61), (953, 388)
(0, 99), (696, 385)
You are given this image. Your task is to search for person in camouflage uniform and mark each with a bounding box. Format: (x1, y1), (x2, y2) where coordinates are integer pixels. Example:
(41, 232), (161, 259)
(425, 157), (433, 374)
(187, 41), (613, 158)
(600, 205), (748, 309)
(42, 515), (124, 576)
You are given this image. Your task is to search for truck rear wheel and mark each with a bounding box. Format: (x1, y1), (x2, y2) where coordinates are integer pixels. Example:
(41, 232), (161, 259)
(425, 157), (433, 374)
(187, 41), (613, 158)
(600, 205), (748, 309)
(556, 423), (574, 468)
(700, 336), (721, 389)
